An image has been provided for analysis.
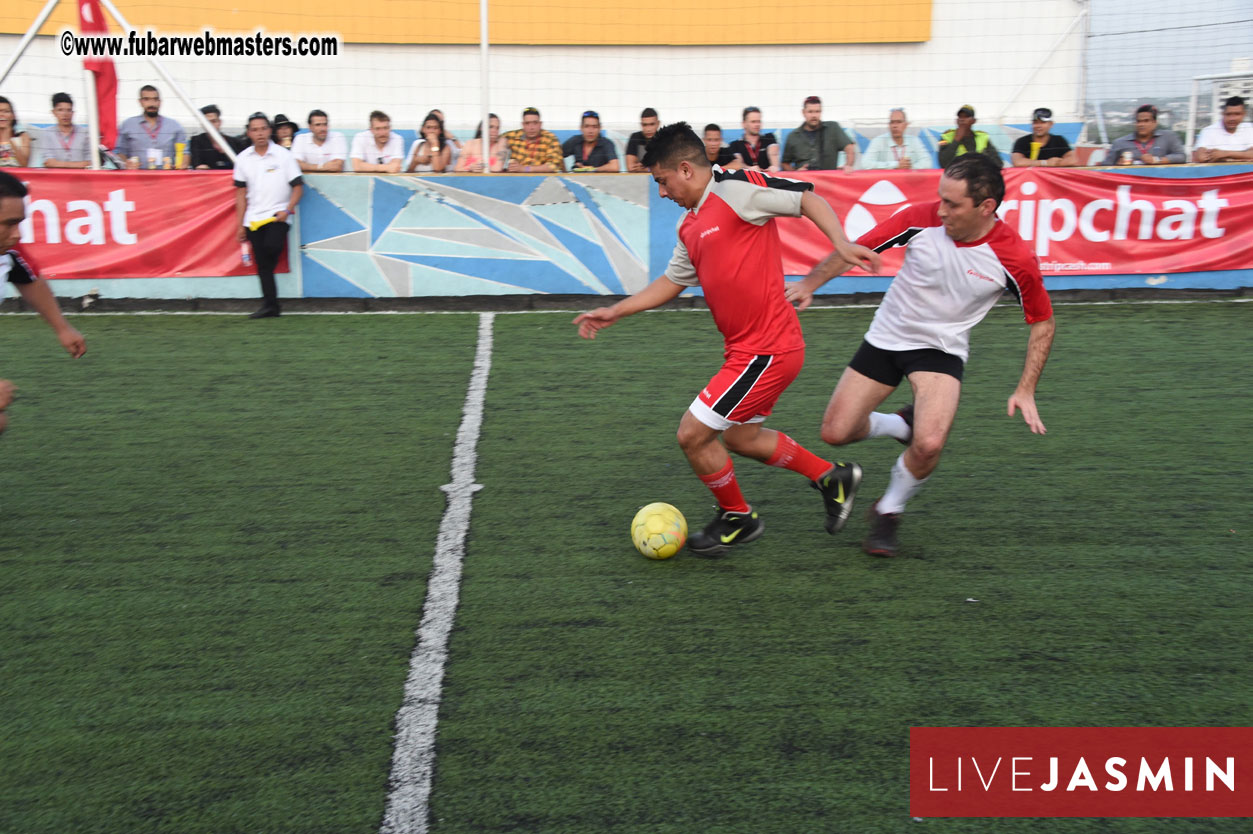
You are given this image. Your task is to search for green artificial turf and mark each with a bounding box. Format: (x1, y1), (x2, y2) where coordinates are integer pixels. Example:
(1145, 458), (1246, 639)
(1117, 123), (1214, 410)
(1, 314), (478, 833)
(1, 302), (1249, 833)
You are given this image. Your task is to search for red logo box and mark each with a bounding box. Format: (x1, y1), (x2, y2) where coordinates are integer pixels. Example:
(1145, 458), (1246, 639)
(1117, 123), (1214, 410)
(911, 727), (1253, 817)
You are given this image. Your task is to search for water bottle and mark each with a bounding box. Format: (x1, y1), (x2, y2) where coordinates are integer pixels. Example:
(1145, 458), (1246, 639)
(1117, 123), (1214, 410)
(240, 242), (253, 267)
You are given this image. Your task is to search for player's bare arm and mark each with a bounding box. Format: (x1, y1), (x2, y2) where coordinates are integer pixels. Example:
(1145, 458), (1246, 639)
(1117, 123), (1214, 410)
(573, 275), (685, 339)
(1007, 316), (1055, 435)
(784, 250), (855, 311)
(16, 279), (86, 358)
(799, 191), (881, 275)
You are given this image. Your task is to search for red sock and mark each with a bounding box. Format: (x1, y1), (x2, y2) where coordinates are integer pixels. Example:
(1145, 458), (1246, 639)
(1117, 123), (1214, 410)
(764, 432), (832, 482)
(697, 458), (750, 513)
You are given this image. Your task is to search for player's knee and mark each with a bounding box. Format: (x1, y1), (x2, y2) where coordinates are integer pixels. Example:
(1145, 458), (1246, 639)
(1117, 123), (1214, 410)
(675, 422), (707, 455)
(821, 420), (855, 447)
(909, 433), (945, 466)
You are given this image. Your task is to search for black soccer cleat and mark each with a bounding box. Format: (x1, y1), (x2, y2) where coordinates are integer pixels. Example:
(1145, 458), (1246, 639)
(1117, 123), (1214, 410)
(811, 461), (863, 534)
(863, 501), (902, 557)
(894, 403), (914, 446)
(687, 507), (765, 556)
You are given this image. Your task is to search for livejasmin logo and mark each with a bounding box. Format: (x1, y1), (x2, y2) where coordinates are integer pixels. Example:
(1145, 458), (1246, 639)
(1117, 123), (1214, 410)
(910, 727), (1253, 818)
(998, 180), (1229, 257)
(19, 189), (138, 246)
(928, 753), (1235, 793)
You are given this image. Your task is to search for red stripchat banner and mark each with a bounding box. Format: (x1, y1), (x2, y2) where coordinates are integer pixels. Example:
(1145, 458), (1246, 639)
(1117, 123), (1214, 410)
(777, 169), (1253, 277)
(14, 170), (284, 279)
(910, 727), (1253, 817)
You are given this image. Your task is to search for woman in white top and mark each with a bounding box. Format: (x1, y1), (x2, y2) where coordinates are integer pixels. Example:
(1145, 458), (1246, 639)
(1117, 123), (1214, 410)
(454, 114), (507, 173)
(406, 112), (452, 173)
(0, 97), (31, 168)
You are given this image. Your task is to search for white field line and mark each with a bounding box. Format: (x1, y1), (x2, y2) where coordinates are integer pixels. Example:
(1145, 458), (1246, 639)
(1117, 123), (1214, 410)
(379, 312), (494, 834)
(0, 295), (1247, 318)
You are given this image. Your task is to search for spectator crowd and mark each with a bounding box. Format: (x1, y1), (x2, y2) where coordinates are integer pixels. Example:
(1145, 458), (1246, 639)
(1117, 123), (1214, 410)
(2, 87), (1251, 174)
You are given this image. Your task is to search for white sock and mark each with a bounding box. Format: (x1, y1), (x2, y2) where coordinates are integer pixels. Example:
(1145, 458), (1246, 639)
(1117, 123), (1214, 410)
(878, 453), (927, 514)
(867, 411), (911, 442)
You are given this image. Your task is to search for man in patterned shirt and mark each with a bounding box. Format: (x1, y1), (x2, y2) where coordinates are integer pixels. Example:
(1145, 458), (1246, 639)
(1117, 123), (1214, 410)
(574, 123), (880, 556)
(504, 107), (564, 173)
(787, 155), (1055, 557)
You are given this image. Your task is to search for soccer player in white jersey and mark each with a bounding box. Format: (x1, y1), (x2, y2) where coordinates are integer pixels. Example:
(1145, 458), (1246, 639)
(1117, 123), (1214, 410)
(786, 155), (1055, 557)
(574, 123), (880, 556)
(0, 171), (88, 433)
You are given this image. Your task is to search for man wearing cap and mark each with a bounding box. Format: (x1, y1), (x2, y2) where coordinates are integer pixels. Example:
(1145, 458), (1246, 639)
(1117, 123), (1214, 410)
(190, 105), (244, 170)
(1107, 104), (1185, 165)
(782, 95), (857, 172)
(503, 108), (564, 173)
(1192, 96), (1253, 163)
(561, 111), (619, 172)
(1011, 108), (1076, 168)
(938, 105), (1001, 169)
(726, 107), (780, 172)
(858, 108), (931, 170)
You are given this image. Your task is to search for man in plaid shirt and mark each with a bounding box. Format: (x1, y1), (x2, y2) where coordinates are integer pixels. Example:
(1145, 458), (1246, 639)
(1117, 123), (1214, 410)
(504, 107), (565, 173)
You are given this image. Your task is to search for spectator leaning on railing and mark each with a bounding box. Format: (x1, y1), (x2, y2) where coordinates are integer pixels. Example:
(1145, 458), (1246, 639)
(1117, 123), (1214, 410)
(503, 107), (564, 174)
(455, 114), (506, 173)
(858, 108), (930, 170)
(350, 110), (404, 173)
(782, 95), (857, 172)
(1107, 104), (1184, 166)
(1011, 107), (1077, 168)
(937, 104), (1001, 170)
(115, 85), (188, 169)
(702, 124), (736, 167)
(0, 96), (32, 168)
(291, 110), (347, 173)
(726, 106), (780, 172)
(38, 93), (91, 169)
(405, 111), (452, 173)
(189, 104), (244, 170)
(1192, 96), (1253, 163)
(562, 111), (619, 172)
(625, 108), (660, 173)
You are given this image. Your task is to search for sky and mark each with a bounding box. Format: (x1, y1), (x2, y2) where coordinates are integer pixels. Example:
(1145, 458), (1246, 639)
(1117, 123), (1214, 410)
(1086, 0), (1253, 101)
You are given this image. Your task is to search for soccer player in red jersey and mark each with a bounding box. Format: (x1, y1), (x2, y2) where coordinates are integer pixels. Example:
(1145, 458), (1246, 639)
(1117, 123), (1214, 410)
(0, 171), (87, 434)
(574, 122), (880, 555)
(787, 155), (1055, 557)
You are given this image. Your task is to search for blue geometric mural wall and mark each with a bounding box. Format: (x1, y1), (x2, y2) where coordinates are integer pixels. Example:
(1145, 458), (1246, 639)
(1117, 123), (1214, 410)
(299, 174), (655, 297)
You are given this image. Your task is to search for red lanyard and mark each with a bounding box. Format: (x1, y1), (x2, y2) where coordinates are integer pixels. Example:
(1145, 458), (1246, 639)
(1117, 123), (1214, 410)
(891, 143), (904, 161)
(1134, 138), (1154, 156)
(57, 127), (77, 152)
(581, 141), (594, 163)
(141, 117), (163, 143)
(743, 138), (760, 166)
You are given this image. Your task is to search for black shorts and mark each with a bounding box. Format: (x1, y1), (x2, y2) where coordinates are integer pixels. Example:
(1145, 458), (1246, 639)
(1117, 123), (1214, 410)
(848, 340), (964, 387)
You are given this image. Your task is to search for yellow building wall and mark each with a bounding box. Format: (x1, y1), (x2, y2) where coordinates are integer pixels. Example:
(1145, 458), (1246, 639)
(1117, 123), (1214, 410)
(1, 1), (930, 45)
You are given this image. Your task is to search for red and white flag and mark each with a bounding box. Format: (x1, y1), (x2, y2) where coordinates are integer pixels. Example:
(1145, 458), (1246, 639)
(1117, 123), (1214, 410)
(78, 0), (117, 150)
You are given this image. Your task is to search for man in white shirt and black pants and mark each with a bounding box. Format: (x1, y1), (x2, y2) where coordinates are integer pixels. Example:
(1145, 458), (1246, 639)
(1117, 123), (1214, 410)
(235, 113), (303, 319)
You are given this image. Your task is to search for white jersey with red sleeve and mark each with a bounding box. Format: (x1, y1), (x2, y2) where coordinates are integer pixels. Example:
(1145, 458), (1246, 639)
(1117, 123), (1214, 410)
(0, 246), (38, 303)
(857, 201), (1052, 362)
(664, 167), (812, 355)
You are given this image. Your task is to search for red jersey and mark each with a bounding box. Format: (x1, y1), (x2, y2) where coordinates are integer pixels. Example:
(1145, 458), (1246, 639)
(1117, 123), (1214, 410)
(664, 167), (812, 355)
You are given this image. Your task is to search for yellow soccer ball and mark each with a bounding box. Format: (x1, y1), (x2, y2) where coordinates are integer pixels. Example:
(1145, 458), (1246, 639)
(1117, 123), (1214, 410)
(631, 502), (688, 560)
